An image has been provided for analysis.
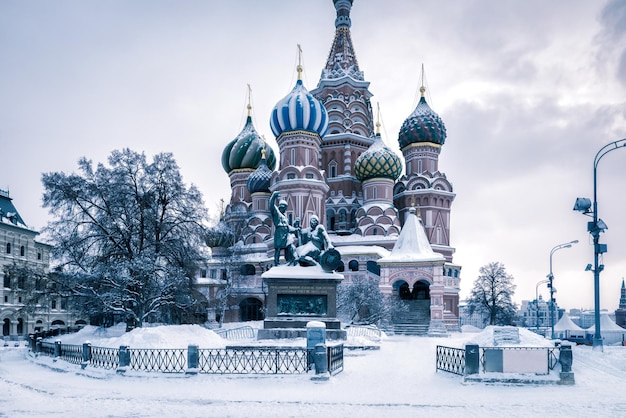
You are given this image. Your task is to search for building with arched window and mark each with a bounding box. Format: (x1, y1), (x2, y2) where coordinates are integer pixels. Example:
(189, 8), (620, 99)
(0, 189), (80, 339)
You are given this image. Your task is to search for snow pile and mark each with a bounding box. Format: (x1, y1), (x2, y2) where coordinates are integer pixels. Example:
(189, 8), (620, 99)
(465, 326), (553, 347)
(49, 324), (227, 349)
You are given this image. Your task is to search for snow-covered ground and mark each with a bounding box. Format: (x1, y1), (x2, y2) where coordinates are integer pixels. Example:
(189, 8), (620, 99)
(1, 325), (626, 417)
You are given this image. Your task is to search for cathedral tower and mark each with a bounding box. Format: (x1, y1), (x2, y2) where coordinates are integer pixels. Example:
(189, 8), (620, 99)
(311, 0), (375, 234)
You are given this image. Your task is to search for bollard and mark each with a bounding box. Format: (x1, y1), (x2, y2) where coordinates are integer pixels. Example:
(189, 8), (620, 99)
(465, 344), (480, 375)
(117, 345), (130, 374)
(558, 343), (575, 385)
(187, 345), (199, 375)
(310, 343), (330, 381)
(81, 342), (91, 370)
(306, 321), (326, 370)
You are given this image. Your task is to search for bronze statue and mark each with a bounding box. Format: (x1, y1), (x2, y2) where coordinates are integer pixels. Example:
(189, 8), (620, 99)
(270, 191), (297, 265)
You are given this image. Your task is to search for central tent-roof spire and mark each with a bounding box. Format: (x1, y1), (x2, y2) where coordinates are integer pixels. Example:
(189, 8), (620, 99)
(321, 0), (362, 81)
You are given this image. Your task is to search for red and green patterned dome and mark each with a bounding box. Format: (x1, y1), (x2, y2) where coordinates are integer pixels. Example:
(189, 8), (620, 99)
(398, 91), (446, 149)
(222, 116), (276, 173)
(355, 133), (402, 182)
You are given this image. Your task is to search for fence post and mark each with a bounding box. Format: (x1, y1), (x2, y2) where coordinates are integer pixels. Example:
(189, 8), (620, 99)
(81, 342), (92, 370)
(117, 345), (130, 374)
(311, 343), (329, 381)
(465, 344), (479, 375)
(558, 343), (575, 385)
(53, 340), (61, 362)
(187, 345), (199, 375)
(36, 337), (42, 356)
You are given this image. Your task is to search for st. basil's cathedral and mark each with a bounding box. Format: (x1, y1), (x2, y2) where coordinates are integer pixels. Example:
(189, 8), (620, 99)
(200, 0), (461, 335)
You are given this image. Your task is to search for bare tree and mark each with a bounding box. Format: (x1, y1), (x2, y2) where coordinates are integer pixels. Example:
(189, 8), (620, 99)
(466, 262), (517, 326)
(41, 149), (208, 328)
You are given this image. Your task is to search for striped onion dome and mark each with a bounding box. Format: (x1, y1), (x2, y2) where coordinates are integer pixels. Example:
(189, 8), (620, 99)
(221, 115), (276, 173)
(398, 87), (446, 149)
(247, 150), (273, 194)
(270, 78), (328, 138)
(355, 133), (403, 182)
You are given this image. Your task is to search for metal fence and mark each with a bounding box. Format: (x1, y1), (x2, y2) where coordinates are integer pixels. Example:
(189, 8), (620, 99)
(198, 347), (308, 374)
(328, 344), (344, 375)
(436, 345), (561, 377)
(435, 345), (465, 376)
(214, 326), (257, 341)
(31, 339), (343, 376)
(344, 325), (382, 341)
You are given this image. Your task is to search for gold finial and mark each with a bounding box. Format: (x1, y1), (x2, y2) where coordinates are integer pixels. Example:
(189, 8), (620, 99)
(375, 102), (381, 134)
(247, 84), (252, 116)
(261, 147), (266, 160)
(410, 195), (415, 207)
(420, 63), (426, 97)
(296, 44), (303, 80)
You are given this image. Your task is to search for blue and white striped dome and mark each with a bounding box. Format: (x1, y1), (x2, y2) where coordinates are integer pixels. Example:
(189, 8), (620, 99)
(270, 79), (328, 138)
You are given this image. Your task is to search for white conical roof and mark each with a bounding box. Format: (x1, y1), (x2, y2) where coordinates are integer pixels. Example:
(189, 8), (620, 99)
(378, 207), (444, 263)
(554, 313), (584, 332)
(586, 313), (626, 331)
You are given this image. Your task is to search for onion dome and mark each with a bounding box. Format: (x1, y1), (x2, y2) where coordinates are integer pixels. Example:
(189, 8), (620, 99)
(222, 106), (277, 174)
(355, 133), (402, 182)
(398, 86), (446, 149)
(270, 58), (328, 138)
(355, 109), (403, 182)
(247, 149), (273, 193)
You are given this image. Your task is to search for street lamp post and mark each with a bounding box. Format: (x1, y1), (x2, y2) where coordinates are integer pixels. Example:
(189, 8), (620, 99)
(548, 240), (578, 339)
(573, 138), (626, 352)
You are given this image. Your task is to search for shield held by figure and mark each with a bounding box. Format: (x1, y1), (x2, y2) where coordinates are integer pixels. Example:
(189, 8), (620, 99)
(320, 248), (342, 272)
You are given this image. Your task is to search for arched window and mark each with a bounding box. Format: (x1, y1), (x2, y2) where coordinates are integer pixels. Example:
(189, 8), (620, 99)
(239, 264), (256, 276)
(366, 261), (380, 276)
(348, 260), (359, 271)
(6, 243), (10, 254)
(20, 246), (25, 256)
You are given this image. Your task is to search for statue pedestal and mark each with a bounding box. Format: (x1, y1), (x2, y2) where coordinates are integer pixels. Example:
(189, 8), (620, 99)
(258, 265), (346, 340)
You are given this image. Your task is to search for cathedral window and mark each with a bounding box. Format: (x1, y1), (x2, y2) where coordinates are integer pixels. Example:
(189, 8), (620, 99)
(329, 164), (337, 178)
(20, 245), (25, 256)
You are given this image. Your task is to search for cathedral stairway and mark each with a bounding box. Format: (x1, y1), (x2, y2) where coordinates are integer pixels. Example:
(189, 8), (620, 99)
(391, 300), (431, 336)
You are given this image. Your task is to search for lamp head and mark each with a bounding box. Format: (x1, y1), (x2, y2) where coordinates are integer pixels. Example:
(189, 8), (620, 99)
(573, 197), (592, 213)
(585, 264), (592, 271)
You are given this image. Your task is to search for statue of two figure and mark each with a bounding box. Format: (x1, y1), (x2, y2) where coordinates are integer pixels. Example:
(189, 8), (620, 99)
(270, 191), (335, 268)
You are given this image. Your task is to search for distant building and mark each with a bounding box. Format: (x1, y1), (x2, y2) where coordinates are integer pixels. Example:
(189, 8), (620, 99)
(615, 279), (626, 328)
(0, 188), (80, 338)
(458, 301), (489, 329)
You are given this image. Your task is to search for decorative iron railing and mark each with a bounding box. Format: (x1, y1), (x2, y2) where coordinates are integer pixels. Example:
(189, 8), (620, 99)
(214, 326), (257, 341)
(90, 346), (119, 369)
(435, 345), (465, 375)
(130, 348), (187, 373)
(59, 343), (83, 365)
(328, 344), (344, 375)
(198, 347), (308, 374)
(29, 339), (341, 375)
(344, 325), (382, 341)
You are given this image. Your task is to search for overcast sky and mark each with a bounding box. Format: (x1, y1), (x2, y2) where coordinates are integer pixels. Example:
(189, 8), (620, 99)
(1, 0), (625, 312)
